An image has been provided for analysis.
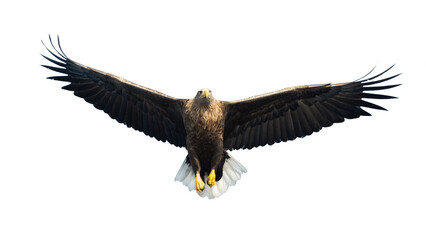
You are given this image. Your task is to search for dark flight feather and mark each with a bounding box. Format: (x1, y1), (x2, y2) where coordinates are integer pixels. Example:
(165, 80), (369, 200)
(42, 36), (187, 147)
(223, 66), (400, 150)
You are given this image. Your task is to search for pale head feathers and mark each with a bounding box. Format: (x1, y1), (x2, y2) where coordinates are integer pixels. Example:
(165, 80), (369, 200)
(195, 88), (213, 101)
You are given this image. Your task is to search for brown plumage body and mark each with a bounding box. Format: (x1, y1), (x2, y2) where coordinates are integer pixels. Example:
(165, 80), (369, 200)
(183, 89), (227, 182)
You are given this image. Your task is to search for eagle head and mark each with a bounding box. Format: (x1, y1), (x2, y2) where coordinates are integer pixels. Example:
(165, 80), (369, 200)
(195, 88), (213, 101)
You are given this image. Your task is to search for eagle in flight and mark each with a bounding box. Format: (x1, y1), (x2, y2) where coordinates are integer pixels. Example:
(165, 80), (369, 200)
(42, 36), (400, 199)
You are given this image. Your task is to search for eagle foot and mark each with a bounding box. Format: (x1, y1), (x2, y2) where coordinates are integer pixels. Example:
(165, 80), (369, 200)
(207, 169), (216, 187)
(196, 172), (205, 192)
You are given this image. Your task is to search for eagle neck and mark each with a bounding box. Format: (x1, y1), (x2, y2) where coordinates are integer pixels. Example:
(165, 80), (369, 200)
(183, 98), (225, 142)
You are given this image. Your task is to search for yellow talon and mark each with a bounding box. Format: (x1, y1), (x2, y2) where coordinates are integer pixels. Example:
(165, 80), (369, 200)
(207, 169), (216, 187)
(196, 173), (205, 192)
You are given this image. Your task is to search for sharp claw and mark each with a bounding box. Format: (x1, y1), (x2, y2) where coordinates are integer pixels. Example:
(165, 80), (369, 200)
(207, 170), (216, 187)
(196, 172), (205, 192)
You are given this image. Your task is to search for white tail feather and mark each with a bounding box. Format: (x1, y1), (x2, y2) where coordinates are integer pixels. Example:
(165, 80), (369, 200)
(174, 153), (247, 199)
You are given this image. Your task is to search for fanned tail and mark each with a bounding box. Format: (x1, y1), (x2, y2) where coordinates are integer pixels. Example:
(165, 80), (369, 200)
(174, 153), (247, 199)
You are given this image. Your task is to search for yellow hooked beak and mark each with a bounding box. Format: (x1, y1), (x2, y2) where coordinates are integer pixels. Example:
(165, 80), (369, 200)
(202, 90), (210, 99)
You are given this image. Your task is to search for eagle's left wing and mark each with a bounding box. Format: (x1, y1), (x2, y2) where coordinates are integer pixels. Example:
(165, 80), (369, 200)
(41, 36), (188, 147)
(223, 66), (400, 150)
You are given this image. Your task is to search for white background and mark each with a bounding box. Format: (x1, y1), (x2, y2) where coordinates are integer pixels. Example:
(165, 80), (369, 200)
(1, 1), (425, 239)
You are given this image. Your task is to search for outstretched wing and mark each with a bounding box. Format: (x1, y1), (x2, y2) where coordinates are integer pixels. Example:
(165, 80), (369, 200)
(223, 66), (400, 150)
(41, 36), (187, 147)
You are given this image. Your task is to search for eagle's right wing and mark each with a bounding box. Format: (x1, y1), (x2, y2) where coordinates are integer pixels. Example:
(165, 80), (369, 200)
(42, 36), (187, 147)
(223, 66), (400, 150)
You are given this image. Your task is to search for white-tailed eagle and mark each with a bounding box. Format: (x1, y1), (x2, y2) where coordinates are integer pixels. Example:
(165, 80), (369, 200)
(42, 36), (400, 199)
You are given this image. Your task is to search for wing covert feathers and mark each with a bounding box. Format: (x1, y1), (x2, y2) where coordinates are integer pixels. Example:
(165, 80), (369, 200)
(42, 35), (187, 147)
(224, 66), (400, 150)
